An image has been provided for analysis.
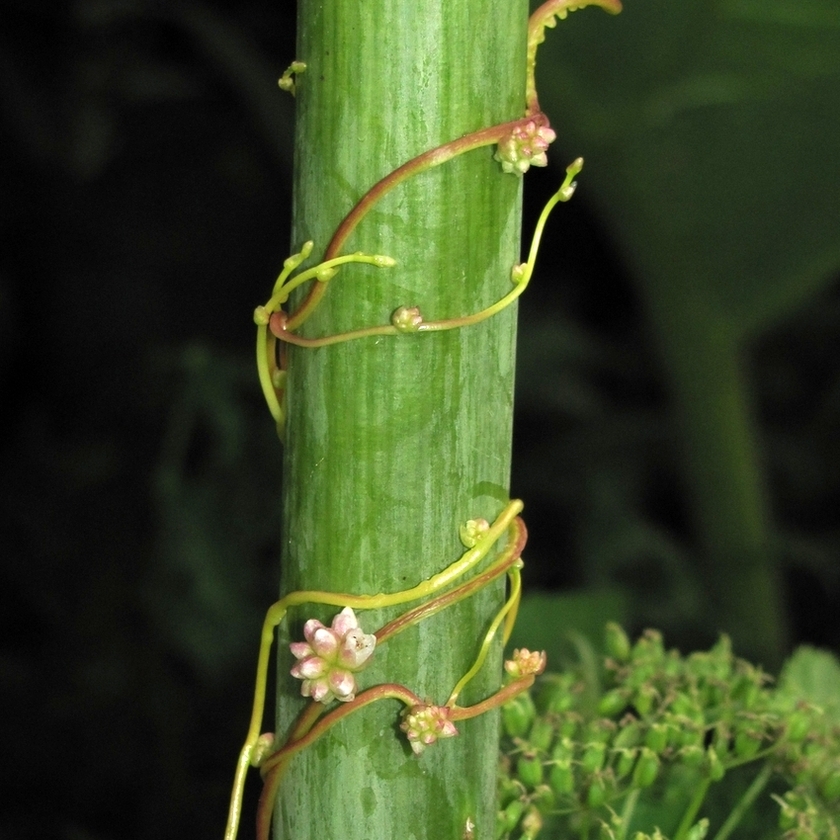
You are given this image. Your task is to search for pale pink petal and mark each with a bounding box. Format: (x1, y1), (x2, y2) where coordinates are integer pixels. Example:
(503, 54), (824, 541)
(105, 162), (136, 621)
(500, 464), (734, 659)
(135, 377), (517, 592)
(292, 655), (329, 679)
(310, 627), (339, 659)
(440, 720), (458, 738)
(328, 669), (357, 701)
(302, 618), (327, 641)
(338, 628), (376, 669)
(307, 678), (333, 703)
(289, 641), (313, 660)
(330, 607), (360, 637)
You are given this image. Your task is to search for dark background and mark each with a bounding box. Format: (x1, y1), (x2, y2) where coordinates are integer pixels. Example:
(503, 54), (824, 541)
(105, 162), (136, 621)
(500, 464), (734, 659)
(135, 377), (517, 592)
(2, 2), (838, 838)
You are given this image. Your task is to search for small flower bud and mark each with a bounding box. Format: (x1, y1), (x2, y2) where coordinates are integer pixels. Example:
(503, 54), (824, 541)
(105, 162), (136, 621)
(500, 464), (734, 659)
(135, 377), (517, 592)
(499, 798), (525, 834)
(703, 746), (725, 782)
(549, 759), (575, 796)
(511, 263), (529, 284)
(632, 684), (658, 716)
(531, 784), (556, 813)
(516, 751), (544, 788)
(685, 819), (710, 840)
(597, 688), (629, 718)
(605, 622), (631, 662)
(249, 732), (275, 767)
(284, 240), (314, 270)
(371, 255), (397, 267)
(505, 649), (547, 679)
(613, 720), (642, 750)
(521, 805), (543, 839)
(581, 742), (607, 774)
(586, 775), (608, 808)
(528, 716), (555, 752)
(632, 747), (660, 788)
(502, 692), (536, 738)
(391, 305), (424, 332)
(254, 305), (271, 325)
(400, 703), (458, 754)
(644, 723), (669, 754)
(460, 517), (490, 547)
(615, 747), (638, 779)
(551, 737), (575, 761)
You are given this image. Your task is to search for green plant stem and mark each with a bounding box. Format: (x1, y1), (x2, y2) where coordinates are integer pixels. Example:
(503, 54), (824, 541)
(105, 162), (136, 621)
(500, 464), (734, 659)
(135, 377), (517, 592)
(673, 777), (710, 840)
(616, 787), (640, 840)
(284, 121), (522, 332)
(711, 763), (773, 840)
(274, 1), (528, 838)
(639, 266), (788, 666)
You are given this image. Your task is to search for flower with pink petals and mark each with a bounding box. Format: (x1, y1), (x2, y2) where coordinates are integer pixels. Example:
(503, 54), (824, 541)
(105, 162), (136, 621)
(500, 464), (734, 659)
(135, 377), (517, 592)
(400, 703), (459, 754)
(494, 120), (557, 175)
(290, 607), (376, 703)
(504, 648), (547, 678)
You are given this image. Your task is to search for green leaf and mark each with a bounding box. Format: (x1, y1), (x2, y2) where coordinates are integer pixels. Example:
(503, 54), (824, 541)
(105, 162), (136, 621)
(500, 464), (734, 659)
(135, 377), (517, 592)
(779, 645), (840, 721)
(538, 0), (840, 338)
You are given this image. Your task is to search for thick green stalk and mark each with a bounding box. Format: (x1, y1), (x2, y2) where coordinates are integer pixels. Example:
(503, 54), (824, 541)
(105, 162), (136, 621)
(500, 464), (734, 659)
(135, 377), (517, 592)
(639, 261), (787, 667)
(275, 2), (527, 839)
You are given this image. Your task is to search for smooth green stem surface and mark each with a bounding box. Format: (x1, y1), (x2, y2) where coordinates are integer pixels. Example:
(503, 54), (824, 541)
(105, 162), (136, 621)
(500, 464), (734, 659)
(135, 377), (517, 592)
(673, 777), (710, 840)
(275, 2), (527, 839)
(639, 262), (787, 666)
(711, 763), (773, 840)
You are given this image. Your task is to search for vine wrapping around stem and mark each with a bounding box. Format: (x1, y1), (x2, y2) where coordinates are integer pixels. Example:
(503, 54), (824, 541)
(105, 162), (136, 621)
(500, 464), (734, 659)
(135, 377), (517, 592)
(230, 4), (624, 839)
(224, 503), (527, 840)
(252, 3), (619, 438)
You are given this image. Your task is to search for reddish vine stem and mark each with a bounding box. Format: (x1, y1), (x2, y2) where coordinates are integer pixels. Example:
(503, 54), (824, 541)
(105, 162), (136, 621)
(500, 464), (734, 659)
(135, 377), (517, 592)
(279, 116), (547, 333)
(257, 684), (423, 840)
(251, 516), (527, 839)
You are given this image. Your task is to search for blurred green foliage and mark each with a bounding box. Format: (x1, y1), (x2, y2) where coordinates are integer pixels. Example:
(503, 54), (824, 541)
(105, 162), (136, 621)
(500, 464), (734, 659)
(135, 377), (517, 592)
(0, 1), (838, 838)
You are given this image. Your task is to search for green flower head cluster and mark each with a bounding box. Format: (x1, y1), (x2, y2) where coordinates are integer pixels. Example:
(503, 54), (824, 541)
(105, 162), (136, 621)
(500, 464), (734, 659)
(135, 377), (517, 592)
(496, 624), (840, 840)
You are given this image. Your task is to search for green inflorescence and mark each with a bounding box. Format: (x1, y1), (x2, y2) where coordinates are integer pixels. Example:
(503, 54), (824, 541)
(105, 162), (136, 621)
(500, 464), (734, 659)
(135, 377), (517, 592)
(497, 624), (840, 840)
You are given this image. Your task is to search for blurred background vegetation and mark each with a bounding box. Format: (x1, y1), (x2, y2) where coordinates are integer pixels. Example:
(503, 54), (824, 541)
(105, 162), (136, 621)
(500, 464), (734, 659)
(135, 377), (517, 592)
(1, 1), (838, 838)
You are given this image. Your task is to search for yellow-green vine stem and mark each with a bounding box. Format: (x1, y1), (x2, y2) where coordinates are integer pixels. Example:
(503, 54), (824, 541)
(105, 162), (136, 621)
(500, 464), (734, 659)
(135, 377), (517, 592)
(265, 159), (582, 353)
(224, 502), (524, 840)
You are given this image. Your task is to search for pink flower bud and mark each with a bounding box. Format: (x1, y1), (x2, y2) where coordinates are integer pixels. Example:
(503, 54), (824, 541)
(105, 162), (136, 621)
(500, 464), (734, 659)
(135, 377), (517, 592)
(329, 607), (360, 637)
(400, 704), (459, 754)
(494, 119), (557, 175)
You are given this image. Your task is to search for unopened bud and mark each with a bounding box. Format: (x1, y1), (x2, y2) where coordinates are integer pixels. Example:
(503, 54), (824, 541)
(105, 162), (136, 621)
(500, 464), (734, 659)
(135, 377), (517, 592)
(391, 305), (424, 333)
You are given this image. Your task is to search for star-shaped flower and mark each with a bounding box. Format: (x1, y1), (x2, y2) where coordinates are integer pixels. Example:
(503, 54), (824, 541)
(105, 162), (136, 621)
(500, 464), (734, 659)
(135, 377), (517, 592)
(290, 607), (376, 703)
(504, 648), (547, 678)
